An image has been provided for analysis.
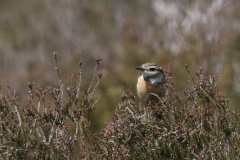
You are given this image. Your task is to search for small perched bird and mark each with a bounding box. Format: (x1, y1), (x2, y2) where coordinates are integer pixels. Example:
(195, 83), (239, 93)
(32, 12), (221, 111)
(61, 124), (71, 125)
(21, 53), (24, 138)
(135, 62), (167, 106)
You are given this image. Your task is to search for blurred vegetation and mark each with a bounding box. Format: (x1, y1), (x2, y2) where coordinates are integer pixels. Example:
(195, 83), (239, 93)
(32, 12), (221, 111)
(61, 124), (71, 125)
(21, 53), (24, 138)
(1, 0), (240, 133)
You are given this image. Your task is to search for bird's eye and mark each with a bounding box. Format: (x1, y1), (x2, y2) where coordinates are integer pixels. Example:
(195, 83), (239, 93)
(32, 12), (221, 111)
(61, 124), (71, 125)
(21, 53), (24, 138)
(149, 68), (156, 71)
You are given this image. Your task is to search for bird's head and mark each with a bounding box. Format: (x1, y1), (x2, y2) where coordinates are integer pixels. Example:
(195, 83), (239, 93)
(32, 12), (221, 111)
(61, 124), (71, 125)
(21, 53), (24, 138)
(135, 62), (166, 85)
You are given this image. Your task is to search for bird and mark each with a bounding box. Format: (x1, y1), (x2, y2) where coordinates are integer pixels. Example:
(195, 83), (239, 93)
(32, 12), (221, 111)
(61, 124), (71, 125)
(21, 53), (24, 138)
(135, 62), (167, 106)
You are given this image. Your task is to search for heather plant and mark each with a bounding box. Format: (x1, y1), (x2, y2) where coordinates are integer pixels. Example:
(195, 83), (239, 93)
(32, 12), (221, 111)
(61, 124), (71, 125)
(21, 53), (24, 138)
(0, 53), (103, 159)
(1, 0), (240, 131)
(99, 66), (240, 159)
(0, 55), (240, 159)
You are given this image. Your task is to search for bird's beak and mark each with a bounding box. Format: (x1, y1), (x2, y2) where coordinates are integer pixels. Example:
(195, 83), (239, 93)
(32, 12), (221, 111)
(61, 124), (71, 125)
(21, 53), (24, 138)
(135, 67), (144, 71)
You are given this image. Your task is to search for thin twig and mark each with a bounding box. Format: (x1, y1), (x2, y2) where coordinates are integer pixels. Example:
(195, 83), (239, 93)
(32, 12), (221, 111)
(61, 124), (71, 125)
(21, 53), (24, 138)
(14, 105), (21, 127)
(87, 63), (98, 93)
(89, 78), (101, 100)
(91, 93), (101, 110)
(76, 61), (82, 98)
(53, 52), (61, 82)
(185, 64), (195, 85)
(5, 98), (22, 127)
(46, 113), (58, 146)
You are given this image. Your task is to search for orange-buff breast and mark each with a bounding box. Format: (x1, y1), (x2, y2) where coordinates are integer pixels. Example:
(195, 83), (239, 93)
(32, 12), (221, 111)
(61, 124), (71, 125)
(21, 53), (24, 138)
(137, 75), (166, 106)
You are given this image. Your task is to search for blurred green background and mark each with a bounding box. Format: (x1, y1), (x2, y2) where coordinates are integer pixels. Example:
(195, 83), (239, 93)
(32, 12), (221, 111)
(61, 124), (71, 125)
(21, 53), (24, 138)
(1, 0), (240, 132)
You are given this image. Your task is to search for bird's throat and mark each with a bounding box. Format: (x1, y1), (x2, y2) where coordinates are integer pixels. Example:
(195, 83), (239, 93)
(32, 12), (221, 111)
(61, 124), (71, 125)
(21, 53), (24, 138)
(147, 77), (163, 85)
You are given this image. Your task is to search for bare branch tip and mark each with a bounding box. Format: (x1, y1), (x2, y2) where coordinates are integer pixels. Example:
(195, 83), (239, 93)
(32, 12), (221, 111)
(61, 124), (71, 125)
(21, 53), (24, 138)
(53, 52), (58, 56)
(95, 56), (103, 64)
(79, 58), (83, 66)
(98, 71), (103, 78)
